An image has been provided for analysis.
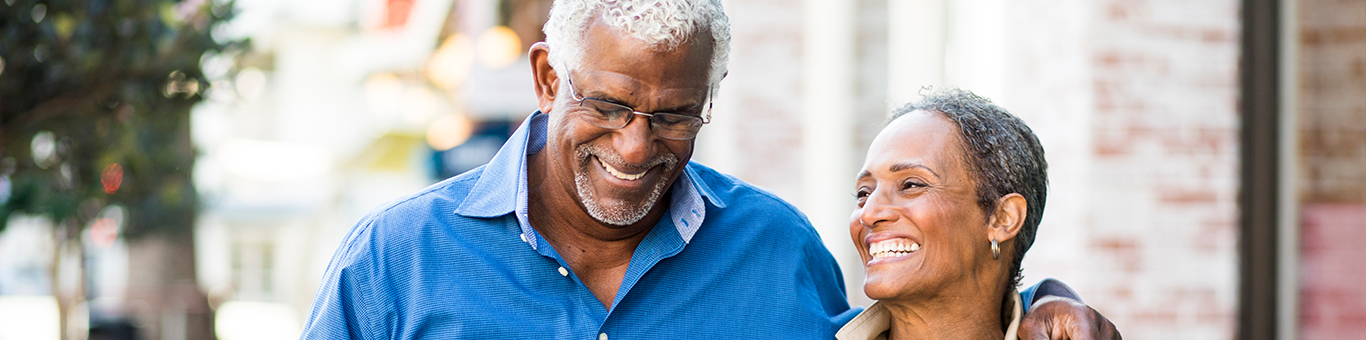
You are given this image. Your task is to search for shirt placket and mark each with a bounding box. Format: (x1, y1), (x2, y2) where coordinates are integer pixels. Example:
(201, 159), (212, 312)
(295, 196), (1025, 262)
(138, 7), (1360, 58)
(595, 216), (687, 339)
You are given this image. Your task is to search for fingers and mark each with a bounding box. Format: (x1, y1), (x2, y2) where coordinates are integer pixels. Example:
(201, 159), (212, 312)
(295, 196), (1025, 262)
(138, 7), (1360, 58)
(1092, 307), (1122, 340)
(1018, 296), (1067, 340)
(1016, 295), (1121, 340)
(1018, 311), (1060, 340)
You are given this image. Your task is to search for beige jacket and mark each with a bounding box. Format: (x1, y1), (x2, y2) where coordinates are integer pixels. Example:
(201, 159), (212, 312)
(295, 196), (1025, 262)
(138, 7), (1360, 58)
(834, 292), (1023, 340)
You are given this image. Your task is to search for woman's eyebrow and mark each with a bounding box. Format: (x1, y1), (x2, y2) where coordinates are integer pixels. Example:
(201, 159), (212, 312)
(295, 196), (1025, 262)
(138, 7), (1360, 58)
(887, 161), (941, 180)
(855, 161), (943, 182)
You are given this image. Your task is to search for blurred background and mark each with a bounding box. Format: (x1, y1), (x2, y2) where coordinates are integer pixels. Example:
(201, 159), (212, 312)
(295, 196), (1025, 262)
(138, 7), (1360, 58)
(0, 0), (1361, 339)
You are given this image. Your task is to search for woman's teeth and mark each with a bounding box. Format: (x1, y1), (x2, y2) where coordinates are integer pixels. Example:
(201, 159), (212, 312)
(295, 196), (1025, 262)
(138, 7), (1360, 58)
(600, 159), (646, 180)
(869, 240), (920, 259)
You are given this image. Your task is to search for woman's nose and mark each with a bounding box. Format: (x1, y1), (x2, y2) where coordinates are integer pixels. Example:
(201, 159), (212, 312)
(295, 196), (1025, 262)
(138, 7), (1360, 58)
(858, 188), (899, 228)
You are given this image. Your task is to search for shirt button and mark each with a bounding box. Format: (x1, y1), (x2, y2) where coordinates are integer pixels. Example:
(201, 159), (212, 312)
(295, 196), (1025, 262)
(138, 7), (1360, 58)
(558, 267), (569, 276)
(598, 333), (608, 340)
(520, 233), (528, 242)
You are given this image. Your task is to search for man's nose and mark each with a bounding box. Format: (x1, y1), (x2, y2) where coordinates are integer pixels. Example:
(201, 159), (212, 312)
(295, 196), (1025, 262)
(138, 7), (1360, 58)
(611, 114), (658, 164)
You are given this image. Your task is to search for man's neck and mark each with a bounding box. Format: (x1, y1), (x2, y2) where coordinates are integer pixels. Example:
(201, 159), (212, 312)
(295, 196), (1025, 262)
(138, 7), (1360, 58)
(525, 150), (669, 308)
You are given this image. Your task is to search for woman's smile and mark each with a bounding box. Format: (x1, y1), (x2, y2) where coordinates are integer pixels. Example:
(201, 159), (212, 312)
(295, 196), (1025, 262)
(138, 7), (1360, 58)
(863, 233), (925, 266)
(869, 239), (920, 260)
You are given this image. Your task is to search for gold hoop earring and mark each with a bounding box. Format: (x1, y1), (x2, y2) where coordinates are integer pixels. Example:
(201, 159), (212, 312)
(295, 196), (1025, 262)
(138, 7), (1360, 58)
(991, 238), (1000, 260)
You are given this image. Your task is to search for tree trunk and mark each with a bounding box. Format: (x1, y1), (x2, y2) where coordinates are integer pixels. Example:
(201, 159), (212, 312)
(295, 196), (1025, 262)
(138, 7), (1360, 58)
(50, 220), (87, 340)
(125, 230), (213, 340)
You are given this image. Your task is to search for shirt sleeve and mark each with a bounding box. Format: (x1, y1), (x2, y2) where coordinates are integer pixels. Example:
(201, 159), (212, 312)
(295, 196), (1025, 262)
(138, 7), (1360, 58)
(299, 221), (386, 340)
(299, 267), (380, 340)
(1019, 277), (1084, 314)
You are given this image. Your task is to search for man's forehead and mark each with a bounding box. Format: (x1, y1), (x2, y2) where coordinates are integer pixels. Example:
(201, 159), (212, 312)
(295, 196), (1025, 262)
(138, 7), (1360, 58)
(575, 18), (714, 86)
(583, 15), (713, 56)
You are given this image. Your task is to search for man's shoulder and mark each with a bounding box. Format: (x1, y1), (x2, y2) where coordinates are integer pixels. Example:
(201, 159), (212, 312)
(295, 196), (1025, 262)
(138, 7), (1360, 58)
(687, 161), (809, 221)
(685, 162), (822, 248)
(331, 166), (491, 263)
(362, 166), (486, 225)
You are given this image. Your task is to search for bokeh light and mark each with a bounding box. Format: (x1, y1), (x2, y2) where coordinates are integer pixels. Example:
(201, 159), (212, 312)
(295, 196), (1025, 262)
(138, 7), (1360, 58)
(100, 163), (123, 195)
(384, 0), (413, 29)
(475, 26), (522, 69)
(30, 131), (56, 169)
(163, 70), (201, 98)
(88, 204), (124, 249)
(363, 73), (404, 119)
(402, 86), (443, 125)
(425, 34), (475, 90)
(425, 114), (475, 151)
(234, 67), (267, 103)
(30, 4), (46, 24)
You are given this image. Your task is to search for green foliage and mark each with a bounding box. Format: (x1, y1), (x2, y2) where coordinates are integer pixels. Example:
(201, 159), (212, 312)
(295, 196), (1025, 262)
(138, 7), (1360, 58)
(0, 0), (243, 236)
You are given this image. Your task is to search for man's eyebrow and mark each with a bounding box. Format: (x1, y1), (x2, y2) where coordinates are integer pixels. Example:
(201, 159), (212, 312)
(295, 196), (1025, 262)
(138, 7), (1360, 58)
(655, 101), (705, 114)
(583, 89), (704, 113)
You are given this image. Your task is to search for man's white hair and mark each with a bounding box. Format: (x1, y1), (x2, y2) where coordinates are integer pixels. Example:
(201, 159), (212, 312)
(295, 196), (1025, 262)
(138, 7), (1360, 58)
(543, 0), (731, 92)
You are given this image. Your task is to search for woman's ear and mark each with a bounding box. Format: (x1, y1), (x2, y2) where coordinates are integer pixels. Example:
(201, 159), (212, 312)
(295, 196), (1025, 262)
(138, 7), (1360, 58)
(529, 42), (558, 114)
(987, 193), (1027, 244)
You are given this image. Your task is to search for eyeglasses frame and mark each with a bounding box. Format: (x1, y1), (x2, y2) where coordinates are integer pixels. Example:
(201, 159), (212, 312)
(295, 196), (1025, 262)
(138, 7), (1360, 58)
(564, 74), (713, 141)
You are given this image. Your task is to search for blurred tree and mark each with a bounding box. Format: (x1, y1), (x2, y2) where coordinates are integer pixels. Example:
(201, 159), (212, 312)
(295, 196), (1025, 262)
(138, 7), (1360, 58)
(0, 0), (241, 339)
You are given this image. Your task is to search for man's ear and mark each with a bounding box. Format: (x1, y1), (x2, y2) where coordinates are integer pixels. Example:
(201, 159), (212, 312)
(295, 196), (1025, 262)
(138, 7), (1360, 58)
(987, 193), (1027, 246)
(529, 42), (558, 114)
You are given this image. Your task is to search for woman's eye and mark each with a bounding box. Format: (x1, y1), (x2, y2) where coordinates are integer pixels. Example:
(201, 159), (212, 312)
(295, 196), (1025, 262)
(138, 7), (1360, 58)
(854, 189), (870, 201)
(901, 180), (925, 190)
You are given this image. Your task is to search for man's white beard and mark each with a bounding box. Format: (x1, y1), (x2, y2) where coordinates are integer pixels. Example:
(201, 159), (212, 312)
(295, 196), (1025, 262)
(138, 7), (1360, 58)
(574, 144), (678, 226)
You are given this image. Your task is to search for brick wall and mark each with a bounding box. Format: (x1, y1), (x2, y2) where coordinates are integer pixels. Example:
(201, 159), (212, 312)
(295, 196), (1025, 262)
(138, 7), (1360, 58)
(1086, 1), (1241, 338)
(710, 0), (1245, 338)
(1297, 0), (1366, 339)
(699, 0), (806, 201)
(1003, 1), (1241, 338)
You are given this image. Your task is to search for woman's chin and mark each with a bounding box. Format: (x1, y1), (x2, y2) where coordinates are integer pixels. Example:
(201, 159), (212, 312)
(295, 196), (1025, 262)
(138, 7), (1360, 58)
(862, 274), (917, 301)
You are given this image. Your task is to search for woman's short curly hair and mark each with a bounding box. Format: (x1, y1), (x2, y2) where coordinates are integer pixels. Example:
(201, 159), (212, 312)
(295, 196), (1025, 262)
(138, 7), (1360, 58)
(890, 87), (1049, 290)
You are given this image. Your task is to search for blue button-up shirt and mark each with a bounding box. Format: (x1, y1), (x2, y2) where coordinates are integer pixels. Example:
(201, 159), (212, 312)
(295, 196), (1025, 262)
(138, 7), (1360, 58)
(301, 111), (858, 339)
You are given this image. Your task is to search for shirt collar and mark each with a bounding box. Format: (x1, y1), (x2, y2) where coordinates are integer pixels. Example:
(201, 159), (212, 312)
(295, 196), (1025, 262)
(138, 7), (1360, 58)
(834, 292), (1023, 340)
(454, 111), (720, 246)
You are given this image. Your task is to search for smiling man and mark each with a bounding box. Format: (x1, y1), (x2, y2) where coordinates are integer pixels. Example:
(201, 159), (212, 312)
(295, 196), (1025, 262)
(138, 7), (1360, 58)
(300, 1), (1115, 339)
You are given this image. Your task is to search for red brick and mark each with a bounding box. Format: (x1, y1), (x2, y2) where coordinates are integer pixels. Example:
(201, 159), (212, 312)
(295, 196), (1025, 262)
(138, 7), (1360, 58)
(1093, 238), (1143, 272)
(1132, 309), (1178, 325)
(1159, 187), (1217, 204)
(1301, 26), (1366, 45)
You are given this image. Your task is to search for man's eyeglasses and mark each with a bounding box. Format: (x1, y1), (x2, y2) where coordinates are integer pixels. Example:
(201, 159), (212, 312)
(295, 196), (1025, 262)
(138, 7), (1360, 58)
(565, 75), (712, 141)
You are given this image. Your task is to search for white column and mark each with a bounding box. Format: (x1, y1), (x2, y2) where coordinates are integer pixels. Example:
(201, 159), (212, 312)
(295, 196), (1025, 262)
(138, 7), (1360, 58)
(887, 0), (947, 111)
(802, 0), (863, 306)
(944, 0), (1006, 102)
(1277, 0), (1300, 339)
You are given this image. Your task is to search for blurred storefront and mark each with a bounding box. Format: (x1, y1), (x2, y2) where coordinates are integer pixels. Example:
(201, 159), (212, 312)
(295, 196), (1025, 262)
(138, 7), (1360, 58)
(187, 0), (547, 339)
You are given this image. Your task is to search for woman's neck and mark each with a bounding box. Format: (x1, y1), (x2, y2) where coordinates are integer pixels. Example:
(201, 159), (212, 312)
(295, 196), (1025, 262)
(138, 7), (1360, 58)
(881, 289), (1013, 340)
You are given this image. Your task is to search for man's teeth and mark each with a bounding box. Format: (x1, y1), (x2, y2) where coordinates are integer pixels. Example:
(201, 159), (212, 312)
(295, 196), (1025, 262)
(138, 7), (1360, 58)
(600, 159), (646, 180)
(870, 241), (921, 259)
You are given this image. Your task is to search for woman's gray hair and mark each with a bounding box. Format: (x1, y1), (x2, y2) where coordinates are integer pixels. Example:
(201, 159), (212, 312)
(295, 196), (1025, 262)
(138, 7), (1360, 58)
(890, 88), (1048, 290)
(542, 0), (731, 92)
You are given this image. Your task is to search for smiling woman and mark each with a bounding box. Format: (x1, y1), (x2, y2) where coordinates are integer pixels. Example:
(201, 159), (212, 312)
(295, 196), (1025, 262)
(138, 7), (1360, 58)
(840, 88), (1053, 340)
